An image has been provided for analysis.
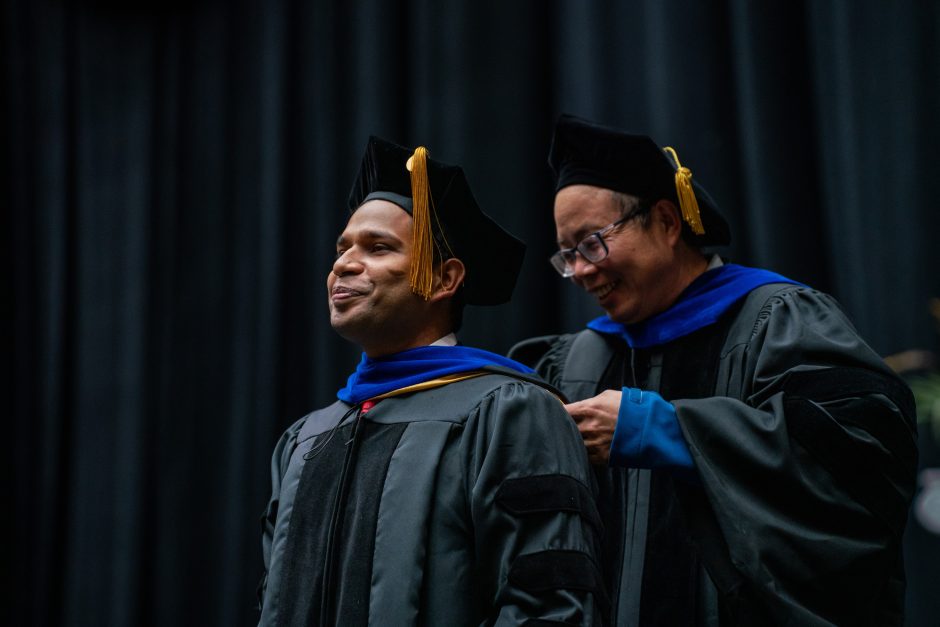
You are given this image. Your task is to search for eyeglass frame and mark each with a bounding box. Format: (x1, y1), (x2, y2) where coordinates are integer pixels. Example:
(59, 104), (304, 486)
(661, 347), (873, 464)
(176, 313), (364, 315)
(549, 201), (650, 278)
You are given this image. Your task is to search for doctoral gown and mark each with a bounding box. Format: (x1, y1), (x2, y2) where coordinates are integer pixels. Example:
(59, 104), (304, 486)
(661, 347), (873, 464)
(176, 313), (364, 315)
(258, 367), (605, 626)
(510, 283), (917, 626)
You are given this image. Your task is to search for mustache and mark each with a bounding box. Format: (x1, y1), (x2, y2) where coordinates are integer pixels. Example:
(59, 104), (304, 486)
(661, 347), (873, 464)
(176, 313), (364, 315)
(331, 283), (370, 296)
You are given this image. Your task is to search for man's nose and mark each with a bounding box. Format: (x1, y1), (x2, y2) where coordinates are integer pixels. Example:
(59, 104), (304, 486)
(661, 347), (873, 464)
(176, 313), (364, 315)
(571, 253), (597, 282)
(332, 249), (364, 276)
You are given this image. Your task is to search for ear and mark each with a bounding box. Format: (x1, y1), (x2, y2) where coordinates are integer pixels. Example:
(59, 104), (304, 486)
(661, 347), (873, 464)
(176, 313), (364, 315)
(429, 257), (466, 303)
(651, 199), (684, 246)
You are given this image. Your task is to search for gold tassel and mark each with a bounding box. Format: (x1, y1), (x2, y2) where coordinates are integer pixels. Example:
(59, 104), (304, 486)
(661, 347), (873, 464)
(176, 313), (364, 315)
(663, 146), (705, 236)
(406, 147), (435, 299)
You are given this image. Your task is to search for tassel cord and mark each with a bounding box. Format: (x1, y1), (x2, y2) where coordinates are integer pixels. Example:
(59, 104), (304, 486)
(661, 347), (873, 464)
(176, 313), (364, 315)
(663, 146), (705, 236)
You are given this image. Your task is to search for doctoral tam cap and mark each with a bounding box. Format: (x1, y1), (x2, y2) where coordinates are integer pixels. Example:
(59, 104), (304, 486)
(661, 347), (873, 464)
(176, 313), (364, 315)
(548, 114), (731, 246)
(347, 136), (526, 306)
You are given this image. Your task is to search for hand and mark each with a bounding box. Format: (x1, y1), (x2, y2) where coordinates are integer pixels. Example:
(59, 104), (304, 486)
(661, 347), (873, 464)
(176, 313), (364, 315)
(564, 389), (622, 465)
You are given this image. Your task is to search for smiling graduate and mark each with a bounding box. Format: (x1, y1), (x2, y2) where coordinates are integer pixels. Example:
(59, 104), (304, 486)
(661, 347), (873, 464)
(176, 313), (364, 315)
(258, 136), (606, 627)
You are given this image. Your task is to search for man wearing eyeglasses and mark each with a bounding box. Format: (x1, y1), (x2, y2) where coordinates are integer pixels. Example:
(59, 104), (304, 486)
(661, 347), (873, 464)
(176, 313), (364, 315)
(510, 114), (917, 626)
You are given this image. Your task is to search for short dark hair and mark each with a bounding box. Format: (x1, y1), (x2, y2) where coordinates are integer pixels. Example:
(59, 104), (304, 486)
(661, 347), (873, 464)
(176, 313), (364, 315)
(449, 287), (466, 332)
(611, 191), (700, 248)
(611, 191), (652, 227)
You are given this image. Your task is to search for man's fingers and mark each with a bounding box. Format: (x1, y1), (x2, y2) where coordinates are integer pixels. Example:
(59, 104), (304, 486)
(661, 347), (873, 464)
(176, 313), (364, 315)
(576, 418), (598, 436)
(565, 399), (599, 420)
(565, 391), (619, 465)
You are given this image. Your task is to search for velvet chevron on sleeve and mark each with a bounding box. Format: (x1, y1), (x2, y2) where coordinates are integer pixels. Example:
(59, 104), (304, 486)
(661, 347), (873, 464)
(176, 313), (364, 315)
(510, 284), (917, 627)
(673, 287), (916, 626)
(258, 370), (605, 627)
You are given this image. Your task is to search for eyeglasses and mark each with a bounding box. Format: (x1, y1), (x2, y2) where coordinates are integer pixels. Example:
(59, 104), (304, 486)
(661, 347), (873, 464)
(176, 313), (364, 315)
(549, 205), (647, 278)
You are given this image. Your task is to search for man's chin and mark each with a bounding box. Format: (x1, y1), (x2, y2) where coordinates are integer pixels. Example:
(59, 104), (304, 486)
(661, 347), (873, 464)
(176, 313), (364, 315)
(329, 315), (362, 342)
(603, 302), (641, 326)
(599, 300), (623, 322)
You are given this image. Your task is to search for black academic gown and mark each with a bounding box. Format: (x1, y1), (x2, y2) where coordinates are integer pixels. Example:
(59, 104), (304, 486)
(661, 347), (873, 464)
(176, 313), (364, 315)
(258, 367), (606, 627)
(511, 284), (917, 626)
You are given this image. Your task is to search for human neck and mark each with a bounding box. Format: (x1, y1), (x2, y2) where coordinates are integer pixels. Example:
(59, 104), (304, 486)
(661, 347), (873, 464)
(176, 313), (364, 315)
(361, 324), (455, 358)
(677, 248), (710, 290)
(654, 249), (710, 318)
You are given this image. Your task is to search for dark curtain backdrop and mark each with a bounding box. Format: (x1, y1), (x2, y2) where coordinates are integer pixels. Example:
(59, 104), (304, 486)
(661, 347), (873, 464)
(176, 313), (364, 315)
(7, 0), (940, 625)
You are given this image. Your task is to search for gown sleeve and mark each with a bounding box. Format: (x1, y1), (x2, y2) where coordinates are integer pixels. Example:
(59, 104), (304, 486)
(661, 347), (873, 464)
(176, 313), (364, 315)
(461, 380), (607, 626)
(257, 418), (303, 613)
(672, 287), (917, 626)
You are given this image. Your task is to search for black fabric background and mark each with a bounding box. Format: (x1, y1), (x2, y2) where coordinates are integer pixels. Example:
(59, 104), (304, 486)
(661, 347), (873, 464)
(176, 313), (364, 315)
(6, 1), (940, 625)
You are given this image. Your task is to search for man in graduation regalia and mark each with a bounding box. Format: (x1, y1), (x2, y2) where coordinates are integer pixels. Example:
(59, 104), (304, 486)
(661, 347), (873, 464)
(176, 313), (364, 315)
(509, 114), (917, 626)
(257, 136), (605, 626)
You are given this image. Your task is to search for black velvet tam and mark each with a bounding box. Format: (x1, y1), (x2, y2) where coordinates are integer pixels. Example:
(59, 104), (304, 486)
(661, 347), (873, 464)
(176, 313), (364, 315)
(347, 136), (526, 306)
(548, 114), (731, 246)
